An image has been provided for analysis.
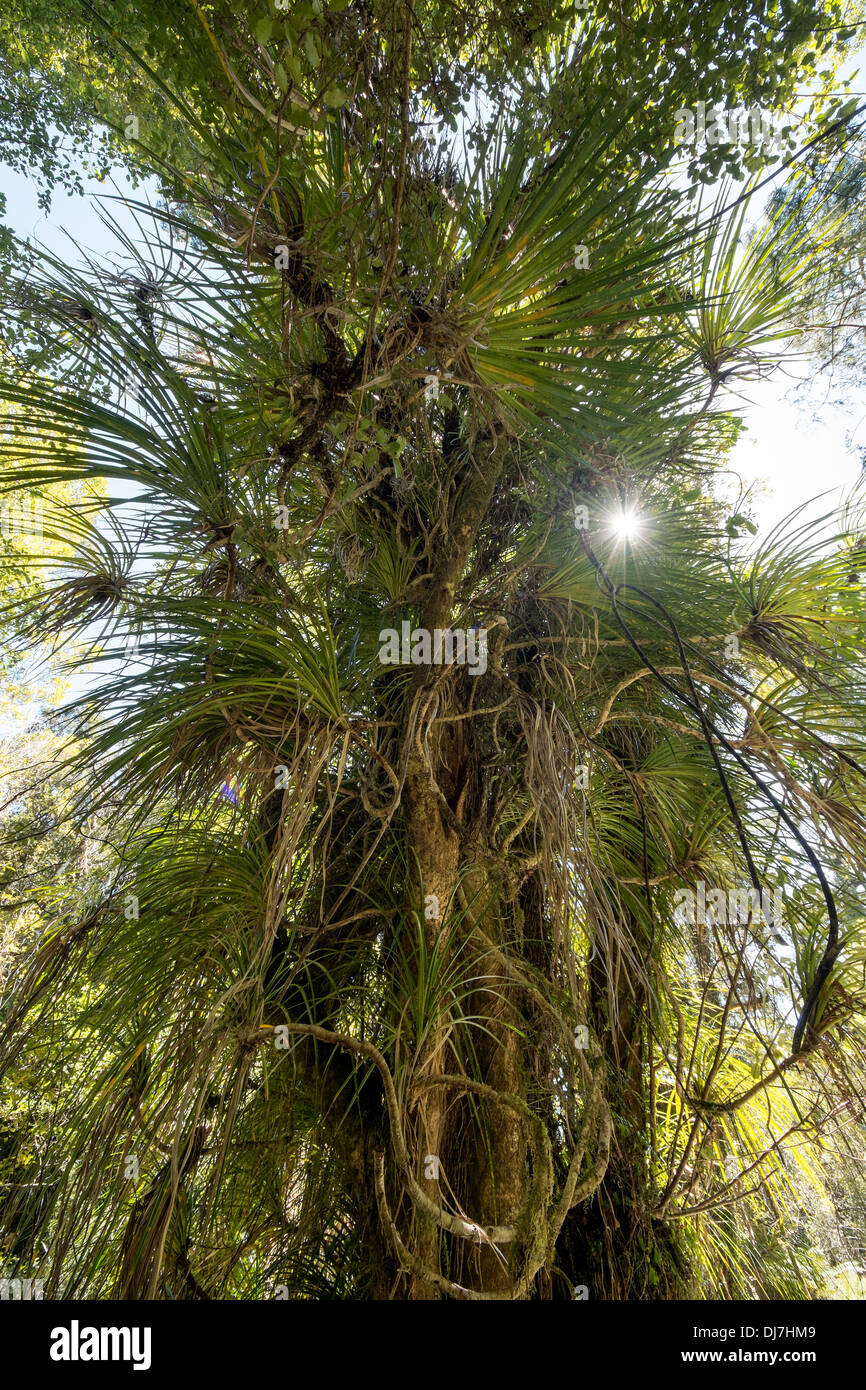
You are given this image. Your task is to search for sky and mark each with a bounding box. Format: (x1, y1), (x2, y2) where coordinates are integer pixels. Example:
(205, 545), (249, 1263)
(722, 361), (864, 535)
(722, 47), (866, 538)
(1, 161), (149, 265)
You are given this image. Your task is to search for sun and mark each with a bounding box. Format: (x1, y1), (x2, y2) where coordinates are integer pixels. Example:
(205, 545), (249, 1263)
(608, 508), (642, 542)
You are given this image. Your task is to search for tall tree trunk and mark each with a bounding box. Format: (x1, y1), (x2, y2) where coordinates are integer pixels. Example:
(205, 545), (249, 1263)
(555, 916), (688, 1299)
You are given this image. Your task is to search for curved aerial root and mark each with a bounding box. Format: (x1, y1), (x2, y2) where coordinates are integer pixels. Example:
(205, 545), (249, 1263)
(260, 1018), (611, 1297)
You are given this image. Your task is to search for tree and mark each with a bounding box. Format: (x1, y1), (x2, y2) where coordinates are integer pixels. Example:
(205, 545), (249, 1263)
(0, 0), (859, 205)
(1, 1), (866, 1301)
(767, 114), (866, 399)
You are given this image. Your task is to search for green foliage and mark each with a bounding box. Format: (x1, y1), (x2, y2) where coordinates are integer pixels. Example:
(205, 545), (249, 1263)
(1, 0), (865, 1303)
